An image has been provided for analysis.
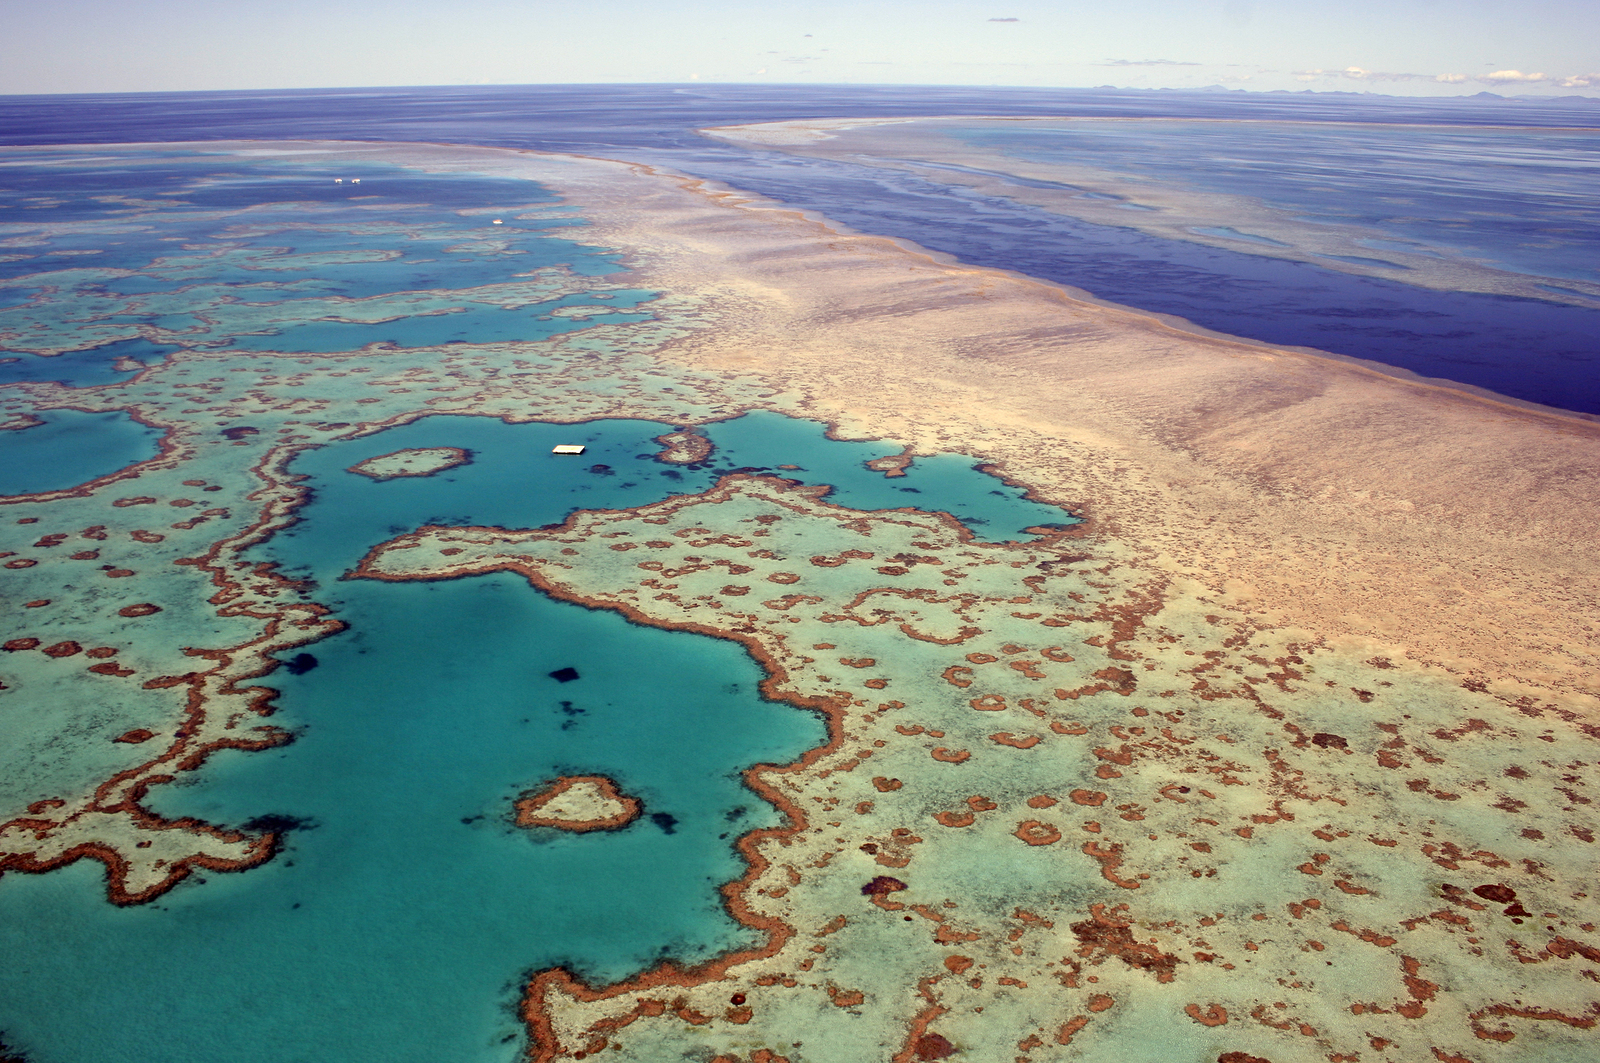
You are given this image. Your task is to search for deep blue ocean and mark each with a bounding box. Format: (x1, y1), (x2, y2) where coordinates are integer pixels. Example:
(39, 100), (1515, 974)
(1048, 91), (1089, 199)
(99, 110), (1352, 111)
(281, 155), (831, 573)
(3, 83), (1599, 414)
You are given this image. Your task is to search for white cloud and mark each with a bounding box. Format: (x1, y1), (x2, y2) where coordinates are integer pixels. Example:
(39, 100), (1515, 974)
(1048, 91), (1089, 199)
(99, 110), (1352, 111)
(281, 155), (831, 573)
(1291, 66), (1597, 90)
(1294, 66), (1432, 83)
(1481, 69), (1548, 83)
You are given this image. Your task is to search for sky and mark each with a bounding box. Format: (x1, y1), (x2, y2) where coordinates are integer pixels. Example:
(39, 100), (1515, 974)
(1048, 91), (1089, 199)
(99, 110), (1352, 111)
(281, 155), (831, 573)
(2, 0), (1597, 97)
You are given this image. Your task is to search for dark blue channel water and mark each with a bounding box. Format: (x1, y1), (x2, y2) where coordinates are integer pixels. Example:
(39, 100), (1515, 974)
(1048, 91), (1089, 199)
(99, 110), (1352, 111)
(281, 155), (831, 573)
(0, 340), (168, 389)
(651, 146), (1600, 415)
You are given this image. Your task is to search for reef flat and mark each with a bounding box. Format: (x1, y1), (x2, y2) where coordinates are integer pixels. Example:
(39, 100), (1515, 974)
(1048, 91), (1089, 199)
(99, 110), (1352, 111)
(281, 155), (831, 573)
(1, 140), (1598, 1062)
(358, 473), (1600, 1061)
(468, 139), (1600, 1061)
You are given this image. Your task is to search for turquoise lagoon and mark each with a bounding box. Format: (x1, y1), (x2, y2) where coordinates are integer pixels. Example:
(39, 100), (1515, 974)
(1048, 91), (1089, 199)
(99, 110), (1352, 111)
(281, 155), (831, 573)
(0, 410), (1072, 1063)
(0, 148), (1074, 1061)
(265, 410), (1072, 589)
(0, 408), (163, 497)
(0, 154), (633, 388)
(0, 339), (171, 389)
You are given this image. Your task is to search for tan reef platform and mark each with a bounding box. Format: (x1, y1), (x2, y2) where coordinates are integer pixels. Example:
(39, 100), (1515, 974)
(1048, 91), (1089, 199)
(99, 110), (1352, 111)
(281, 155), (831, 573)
(1, 138), (1595, 1063)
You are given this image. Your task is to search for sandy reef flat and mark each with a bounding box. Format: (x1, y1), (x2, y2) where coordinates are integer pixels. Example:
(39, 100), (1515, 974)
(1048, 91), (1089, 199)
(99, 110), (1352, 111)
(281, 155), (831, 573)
(347, 445), (472, 480)
(1, 139), (1598, 1062)
(515, 775), (642, 832)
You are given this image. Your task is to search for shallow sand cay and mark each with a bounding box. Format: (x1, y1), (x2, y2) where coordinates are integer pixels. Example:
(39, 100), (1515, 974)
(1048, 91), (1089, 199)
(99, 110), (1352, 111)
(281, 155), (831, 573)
(348, 446), (472, 480)
(515, 776), (641, 832)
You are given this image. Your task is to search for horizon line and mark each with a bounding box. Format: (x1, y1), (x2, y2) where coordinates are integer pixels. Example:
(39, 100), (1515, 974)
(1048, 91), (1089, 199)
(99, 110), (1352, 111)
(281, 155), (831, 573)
(3, 81), (1599, 104)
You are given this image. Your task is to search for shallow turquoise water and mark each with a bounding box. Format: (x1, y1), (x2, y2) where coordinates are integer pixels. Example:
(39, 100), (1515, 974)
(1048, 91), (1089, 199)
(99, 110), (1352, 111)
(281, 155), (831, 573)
(222, 290), (657, 354)
(0, 570), (811, 1063)
(0, 410), (1071, 1063)
(0, 409), (164, 497)
(698, 410), (1072, 539)
(0, 155), (631, 386)
(262, 416), (720, 588)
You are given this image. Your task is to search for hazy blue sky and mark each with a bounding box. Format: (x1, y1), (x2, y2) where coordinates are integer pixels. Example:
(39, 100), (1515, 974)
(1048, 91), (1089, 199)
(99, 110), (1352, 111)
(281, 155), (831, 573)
(2, 0), (1596, 96)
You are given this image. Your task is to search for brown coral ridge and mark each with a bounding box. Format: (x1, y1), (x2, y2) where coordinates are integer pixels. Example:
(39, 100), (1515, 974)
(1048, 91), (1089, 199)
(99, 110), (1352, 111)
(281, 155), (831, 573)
(515, 776), (643, 832)
(865, 449), (914, 478)
(340, 473), (1155, 1058)
(1070, 902), (1181, 982)
(352, 480), (1011, 1058)
(520, 676), (846, 1062)
(0, 669), (292, 904)
(0, 412), (45, 432)
(0, 809), (281, 908)
(0, 443), (344, 904)
(0, 402), (183, 504)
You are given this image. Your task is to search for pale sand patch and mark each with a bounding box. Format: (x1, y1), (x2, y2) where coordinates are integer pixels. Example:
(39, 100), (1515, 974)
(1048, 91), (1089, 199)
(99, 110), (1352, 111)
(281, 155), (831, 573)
(497, 143), (1598, 711)
(514, 776), (641, 831)
(702, 117), (915, 146)
(545, 304), (621, 319)
(347, 446), (470, 480)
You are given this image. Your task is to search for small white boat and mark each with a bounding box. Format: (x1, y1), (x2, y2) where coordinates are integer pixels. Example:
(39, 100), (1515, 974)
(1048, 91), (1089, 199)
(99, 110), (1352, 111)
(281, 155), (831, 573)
(551, 444), (587, 455)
